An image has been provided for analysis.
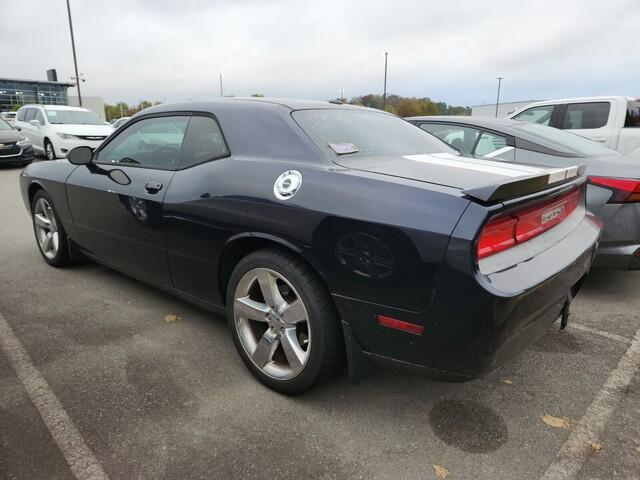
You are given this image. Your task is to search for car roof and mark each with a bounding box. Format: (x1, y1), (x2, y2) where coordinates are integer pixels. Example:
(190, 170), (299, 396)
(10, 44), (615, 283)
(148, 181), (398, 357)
(143, 97), (376, 115)
(406, 115), (523, 130)
(19, 104), (92, 112)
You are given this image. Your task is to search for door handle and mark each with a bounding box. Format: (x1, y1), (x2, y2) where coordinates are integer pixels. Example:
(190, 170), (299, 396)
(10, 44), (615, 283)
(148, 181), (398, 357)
(145, 181), (163, 194)
(591, 136), (607, 143)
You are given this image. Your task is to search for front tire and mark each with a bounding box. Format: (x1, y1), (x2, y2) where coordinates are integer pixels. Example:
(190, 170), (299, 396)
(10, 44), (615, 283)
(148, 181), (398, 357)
(226, 248), (343, 394)
(31, 190), (71, 267)
(44, 139), (56, 160)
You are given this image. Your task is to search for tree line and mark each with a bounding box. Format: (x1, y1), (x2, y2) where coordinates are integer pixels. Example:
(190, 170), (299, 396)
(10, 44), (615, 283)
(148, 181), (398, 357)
(346, 94), (470, 117)
(104, 93), (470, 121)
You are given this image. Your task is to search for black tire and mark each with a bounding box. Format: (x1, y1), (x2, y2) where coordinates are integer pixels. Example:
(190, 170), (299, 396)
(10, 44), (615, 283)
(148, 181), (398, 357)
(31, 189), (72, 267)
(44, 139), (56, 160)
(226, 248), (343, 394)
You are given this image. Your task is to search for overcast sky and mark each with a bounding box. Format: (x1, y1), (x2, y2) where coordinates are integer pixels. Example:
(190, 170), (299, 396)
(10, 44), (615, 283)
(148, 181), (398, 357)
(3, 0), (639, 106)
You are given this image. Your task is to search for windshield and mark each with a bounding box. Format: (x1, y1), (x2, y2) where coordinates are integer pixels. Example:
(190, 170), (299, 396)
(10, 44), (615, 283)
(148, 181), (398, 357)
(46, 109), (105, 125)
(0, 119), (12, 130)
(514, 123), (617, 157)
(292, 109), (457, 156)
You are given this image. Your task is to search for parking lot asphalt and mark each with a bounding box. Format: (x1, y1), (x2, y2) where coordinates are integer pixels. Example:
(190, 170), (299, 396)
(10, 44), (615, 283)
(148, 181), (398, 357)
(0, 163), (639, 480)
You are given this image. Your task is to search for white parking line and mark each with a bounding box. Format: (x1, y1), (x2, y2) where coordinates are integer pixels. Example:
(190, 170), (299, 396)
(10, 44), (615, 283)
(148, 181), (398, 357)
(569, 323), (632, 344)
(0, 310), (109, 480)
(541, 327), (640, 480)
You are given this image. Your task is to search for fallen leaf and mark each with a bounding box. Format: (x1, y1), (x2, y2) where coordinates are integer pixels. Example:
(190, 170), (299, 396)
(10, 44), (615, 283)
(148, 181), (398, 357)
(164, 314), (181, 323)
(590, 442), (602, 453)
(433, 464), (449, 479)
(542, 414), (571, 429)
(500, 378), (513, 385)
(635, 446), (640, 455)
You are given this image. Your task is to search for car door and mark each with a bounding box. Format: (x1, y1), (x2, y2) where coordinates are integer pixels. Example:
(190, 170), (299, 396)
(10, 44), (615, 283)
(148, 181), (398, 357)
(555, 101), (618, 149)
(31, 108), (46, 151)
(20, 108), (38, 149)
(65, 114), (189, 286)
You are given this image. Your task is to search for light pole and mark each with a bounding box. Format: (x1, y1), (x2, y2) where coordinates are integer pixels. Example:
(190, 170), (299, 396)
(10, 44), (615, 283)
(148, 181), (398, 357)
(383, 52), (389, 111)
(66, 0), (82, 106)
(495, 77), (504, 118)
(219, 74), (224, 98)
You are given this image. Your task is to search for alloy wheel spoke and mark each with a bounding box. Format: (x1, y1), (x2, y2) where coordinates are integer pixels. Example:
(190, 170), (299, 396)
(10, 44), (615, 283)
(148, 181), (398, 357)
(42, 232), (53, 252)
(34, 213), (50, 229)
(235, 296), (270, 322)
(281, 328), (306, 375)
(281, 299), (307, 325)
(256, 270), (285, 309)
(252, 329), (279, 368)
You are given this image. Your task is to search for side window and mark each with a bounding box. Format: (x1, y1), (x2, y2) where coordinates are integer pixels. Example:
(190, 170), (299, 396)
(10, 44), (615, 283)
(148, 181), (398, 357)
(419, 123), (480, 156)
(16, 109), (26, 121)
(24, 109), (36, 122)
(624, 100), (640, 128)
(474, 131), (509, 157)
(179, 116), (229, 168)
(35, 109), (45, 124)
(512, 105), (554, 125)
(97, 116), (189, 170)
(561, 102), (610, 129)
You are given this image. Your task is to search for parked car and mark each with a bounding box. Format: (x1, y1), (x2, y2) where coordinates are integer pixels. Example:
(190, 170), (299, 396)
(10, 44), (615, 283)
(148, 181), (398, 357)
(110, 116), (131, 130)
(20, 99), (599, 393)
(0, 111), (17, 127)
(407, 116), (640, 270)
(507, 96), (640, 158)
(15, 105), (113, 160)
(0, 118), (34, 166)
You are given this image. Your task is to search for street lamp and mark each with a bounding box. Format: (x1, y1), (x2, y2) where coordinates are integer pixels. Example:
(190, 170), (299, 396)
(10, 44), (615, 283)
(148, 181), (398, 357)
(383, 52), (389, 110)
(66, 0), (83, 106)
(495, 77), (504, 118)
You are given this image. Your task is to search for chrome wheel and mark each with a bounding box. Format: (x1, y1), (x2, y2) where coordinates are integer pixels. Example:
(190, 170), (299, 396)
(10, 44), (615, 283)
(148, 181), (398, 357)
(46, 142), (55, 160)
(233, 267), (311, 380)
(33, 198), (59, 260)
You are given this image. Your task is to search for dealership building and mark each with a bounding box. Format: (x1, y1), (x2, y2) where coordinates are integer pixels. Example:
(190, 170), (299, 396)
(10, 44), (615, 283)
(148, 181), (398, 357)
(0, 71), (74, 112)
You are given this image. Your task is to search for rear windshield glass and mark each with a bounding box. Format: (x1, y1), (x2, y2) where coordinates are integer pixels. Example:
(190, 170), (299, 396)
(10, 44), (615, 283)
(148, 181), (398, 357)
(515, 123), (617, 157)
(625, 100), (640, 127)
(292, 109), (457, 156)
(45, 109), (105, 125)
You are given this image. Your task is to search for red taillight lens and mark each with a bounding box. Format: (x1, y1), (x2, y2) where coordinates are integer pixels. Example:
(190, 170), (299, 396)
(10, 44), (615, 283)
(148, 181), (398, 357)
(478, 216), (517, 258)
(478, 189), (581, 260)
(588, 176), (640, 203)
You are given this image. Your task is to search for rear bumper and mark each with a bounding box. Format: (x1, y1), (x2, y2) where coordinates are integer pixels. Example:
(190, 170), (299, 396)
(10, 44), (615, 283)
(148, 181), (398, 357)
(335, 215), (599, 380)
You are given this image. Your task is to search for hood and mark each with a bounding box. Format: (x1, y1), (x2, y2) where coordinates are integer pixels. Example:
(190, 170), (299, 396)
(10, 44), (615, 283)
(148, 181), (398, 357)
(334, 152), (584, 202)
(48, 124), (114, 136)
(0, 129), (24, 143)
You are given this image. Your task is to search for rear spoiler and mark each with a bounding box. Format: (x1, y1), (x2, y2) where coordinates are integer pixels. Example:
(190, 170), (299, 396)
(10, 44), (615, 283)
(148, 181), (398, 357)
(463, 164), (585, 203)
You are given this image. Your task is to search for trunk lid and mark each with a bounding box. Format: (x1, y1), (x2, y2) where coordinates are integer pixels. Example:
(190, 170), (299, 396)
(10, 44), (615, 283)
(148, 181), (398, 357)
(334, 152), (584, 203)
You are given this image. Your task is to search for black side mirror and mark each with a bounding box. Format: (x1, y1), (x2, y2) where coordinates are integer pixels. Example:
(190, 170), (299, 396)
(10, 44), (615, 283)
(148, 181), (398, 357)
(67, 146), (94, 165)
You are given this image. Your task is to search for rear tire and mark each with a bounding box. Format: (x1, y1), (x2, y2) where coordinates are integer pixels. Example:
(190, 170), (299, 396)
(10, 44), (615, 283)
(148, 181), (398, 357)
(31, 190), (72, 267)
(226, 248), (343, 394)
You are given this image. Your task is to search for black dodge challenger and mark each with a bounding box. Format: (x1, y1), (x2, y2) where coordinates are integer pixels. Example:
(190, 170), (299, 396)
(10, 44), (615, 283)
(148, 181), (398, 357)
(20, 98), (600, 393)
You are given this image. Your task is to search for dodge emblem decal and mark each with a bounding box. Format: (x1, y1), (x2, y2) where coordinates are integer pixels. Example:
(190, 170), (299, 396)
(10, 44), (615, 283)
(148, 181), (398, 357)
(274, 170), (302, 200)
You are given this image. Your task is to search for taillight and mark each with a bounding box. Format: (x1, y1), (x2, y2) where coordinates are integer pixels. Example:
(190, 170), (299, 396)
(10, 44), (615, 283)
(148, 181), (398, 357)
(588, 176), (640, 203)
(478, 189), (580, 259)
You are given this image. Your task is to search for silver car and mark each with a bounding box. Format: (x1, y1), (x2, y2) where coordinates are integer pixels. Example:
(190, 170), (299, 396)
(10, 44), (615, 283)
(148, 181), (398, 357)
(407, 116), (640, 270)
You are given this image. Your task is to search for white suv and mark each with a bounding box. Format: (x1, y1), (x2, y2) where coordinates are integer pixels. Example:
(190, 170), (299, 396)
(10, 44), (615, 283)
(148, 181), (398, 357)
(15, 105), (113, 160)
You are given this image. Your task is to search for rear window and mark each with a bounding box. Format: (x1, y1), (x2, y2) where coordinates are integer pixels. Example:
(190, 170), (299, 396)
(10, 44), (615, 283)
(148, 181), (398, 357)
(292, 109), (457, 156)
(561, 102), (610, 129)
(624, 100), (640, 127)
